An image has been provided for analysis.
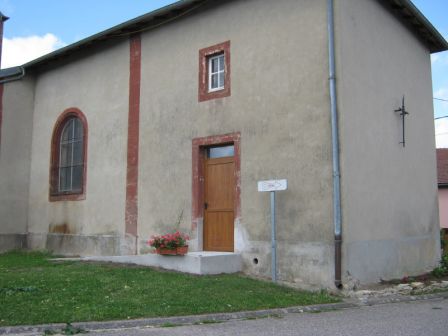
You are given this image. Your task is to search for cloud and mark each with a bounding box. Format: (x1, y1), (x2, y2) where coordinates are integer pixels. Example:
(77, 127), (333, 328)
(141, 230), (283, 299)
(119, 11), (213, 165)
(434, 87), (448, 118)
(431, 54), (440, 64)
(435, 118), (448, 148)
(435, 87), (448, 101)
(1, 33), (66, 68)
(432, 52), (448, 66)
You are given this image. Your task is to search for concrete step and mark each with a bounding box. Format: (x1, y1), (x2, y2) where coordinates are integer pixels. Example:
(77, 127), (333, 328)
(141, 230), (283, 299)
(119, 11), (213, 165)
(82, 251), (242, 275)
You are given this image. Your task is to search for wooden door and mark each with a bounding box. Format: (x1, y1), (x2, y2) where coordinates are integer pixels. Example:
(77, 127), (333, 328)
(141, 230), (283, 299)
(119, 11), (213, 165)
(204, 155), (235, 252)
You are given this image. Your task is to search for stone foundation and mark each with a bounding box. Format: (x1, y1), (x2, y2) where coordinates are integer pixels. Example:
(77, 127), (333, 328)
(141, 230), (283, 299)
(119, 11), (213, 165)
(26, 233), (137, 256)
(0, 233), (27, 252)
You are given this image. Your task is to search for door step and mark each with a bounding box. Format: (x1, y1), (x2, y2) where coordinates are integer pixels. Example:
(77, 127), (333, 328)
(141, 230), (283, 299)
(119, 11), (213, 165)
(82, 251), (242, 275)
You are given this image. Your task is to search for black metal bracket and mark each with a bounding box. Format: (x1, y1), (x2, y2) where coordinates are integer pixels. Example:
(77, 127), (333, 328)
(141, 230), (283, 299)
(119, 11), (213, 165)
(394, 96), (409, 147)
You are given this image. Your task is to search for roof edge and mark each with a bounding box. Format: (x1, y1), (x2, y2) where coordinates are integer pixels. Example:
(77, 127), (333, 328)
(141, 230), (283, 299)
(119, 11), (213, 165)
(403, 0), (448, 52)
(23, 0), (208, 69)
(384, 0), (448, 53)
(18, 0), (448, 70)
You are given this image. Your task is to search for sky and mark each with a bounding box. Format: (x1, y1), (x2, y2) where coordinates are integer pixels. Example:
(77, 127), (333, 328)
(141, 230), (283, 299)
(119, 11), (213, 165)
(0, 0), (447, 146)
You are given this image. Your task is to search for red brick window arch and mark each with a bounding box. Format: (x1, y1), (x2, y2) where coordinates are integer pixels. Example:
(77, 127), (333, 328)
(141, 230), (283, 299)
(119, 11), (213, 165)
(49, 108), (88, 201)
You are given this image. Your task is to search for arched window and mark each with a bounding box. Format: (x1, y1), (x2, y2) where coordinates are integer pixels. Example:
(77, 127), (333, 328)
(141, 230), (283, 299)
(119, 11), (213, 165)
(50, 108), (87, 201)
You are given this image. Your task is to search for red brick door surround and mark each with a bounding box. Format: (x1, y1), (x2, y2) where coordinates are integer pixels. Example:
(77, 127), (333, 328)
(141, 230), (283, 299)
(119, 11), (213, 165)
(192, 132), (241, 250)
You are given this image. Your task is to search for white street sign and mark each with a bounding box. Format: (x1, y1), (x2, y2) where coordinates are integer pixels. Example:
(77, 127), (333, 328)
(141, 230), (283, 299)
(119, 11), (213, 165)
(257, 179), (287, 192)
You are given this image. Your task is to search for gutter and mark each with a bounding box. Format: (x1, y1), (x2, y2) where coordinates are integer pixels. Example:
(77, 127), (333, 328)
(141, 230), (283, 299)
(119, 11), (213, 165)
(384, 0), (448, 53)
(0, 66), (25, 84)
(23, 0), (209, 70)
(327, 0), (343, 289)
(16, 0), (448, 72)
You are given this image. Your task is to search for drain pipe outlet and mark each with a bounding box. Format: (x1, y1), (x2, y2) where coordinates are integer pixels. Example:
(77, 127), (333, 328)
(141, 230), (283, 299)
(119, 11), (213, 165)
(327, 0), (343, 289)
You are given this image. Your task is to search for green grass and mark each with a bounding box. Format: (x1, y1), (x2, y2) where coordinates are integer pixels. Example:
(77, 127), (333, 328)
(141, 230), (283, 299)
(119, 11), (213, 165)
(0, 251), (339, 326)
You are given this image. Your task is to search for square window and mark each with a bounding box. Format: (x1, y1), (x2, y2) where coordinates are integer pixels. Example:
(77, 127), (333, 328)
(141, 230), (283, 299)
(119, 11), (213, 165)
(199, 41), (231, 102)
(208, 53), (225, 92)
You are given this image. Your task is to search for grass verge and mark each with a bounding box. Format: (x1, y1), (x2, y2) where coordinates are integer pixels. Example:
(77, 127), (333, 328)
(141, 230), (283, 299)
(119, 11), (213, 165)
(0, 251), (339, 326)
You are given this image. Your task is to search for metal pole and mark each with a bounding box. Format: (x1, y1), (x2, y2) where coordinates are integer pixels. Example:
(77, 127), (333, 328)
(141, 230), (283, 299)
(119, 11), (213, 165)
(402, 97), (406, 147)
(271, 191), (277, 282)
(327, 0), (343, 289)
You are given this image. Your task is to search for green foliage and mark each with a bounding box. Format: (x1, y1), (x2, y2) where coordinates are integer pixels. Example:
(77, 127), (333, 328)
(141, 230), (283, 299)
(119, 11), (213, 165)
(160, 323), (182, 328)
(0, 251), (339, 327)
(195, 320), (222, 325)
(441, 229), (448, 251)
(432, 253), (448, 278)
(0, 250), (52, 268)
(60, 323), (87, 335)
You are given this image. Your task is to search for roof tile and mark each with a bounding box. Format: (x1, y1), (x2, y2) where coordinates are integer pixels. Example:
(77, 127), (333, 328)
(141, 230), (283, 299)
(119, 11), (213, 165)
(436, 149), (448, 185)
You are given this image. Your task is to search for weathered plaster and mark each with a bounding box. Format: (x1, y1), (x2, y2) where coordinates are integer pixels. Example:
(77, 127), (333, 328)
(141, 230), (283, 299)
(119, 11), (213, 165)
(0, 0), (440, 289)
(26, 40), (130, 254)
(0, 234), (27, 252)
(138, 0), (334, 287)
(335, 0), (440, 283)
(0, 77), (35, 236)
(27, 232), (122, 256)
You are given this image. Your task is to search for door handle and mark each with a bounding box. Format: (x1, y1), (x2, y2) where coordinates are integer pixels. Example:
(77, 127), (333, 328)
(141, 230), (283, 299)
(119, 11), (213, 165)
(204, 202), (208, 210)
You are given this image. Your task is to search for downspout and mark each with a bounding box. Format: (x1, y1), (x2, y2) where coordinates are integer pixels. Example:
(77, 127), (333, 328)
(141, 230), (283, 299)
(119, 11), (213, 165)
(327, 0), (343, 289)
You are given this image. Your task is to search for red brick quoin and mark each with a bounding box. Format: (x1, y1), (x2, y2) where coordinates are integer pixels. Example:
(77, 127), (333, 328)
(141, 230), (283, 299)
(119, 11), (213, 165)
(198, 40), (231, 102)
(125, 34), (142, 240)
(191, 132), (241, 231)
(49, 108), (88, 202)
(0, 15), (7, 149)
(0, 84), (3, 149)
(437, 148), (448, 186)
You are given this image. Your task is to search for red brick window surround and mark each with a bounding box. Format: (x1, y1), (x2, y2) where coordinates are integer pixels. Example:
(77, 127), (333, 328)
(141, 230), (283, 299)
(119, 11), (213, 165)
(49, 108), (88, 202)
(198, 40), (231, 102)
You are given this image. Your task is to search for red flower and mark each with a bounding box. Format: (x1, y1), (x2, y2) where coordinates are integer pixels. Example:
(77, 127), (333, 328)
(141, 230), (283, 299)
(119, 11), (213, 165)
(147, 230), (190, 250)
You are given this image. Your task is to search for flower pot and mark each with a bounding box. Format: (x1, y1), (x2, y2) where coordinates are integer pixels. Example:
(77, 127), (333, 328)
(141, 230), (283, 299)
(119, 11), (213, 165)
(156, 246), (188, 255)
(176, 245), (188, 255)
(156, 248), (177, 255)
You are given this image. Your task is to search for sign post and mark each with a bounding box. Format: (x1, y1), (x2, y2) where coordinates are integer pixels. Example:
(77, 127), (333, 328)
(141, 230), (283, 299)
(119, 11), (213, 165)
(270, 190), (276, 282)
(257, 179), (287, 283)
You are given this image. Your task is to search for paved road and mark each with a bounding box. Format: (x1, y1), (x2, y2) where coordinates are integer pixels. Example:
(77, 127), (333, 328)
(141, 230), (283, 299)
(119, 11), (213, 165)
(84, 298), (447, 336)
(7, 298), (447, 336)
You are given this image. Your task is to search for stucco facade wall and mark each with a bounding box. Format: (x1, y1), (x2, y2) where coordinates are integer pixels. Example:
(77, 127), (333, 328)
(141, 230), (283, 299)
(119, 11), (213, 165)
(438, 189), (448, 229)
(0, 78), (35, 251)
(335, 0), (440, 283)
(1, 0), (440, 288)
(138, 0), (334, 287)
(26, 41), (130, 255)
